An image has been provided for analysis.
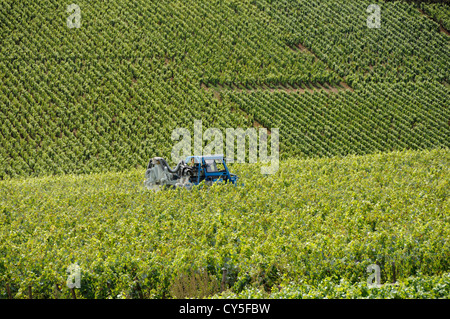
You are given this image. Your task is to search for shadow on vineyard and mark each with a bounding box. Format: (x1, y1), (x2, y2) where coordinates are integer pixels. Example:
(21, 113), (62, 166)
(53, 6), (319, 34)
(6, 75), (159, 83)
(202, 81), (353, 95)
(169, 270), (220, 299)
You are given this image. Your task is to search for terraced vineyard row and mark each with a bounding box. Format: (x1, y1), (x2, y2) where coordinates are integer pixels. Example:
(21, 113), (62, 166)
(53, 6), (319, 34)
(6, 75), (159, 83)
(0, 0), (448, 181)
(420, 2), (450, 31)
(224, 81), (450, 158)
(0, 57), (251, 179)
(256, 0), (449, 85)
(0, 0), (338, 87)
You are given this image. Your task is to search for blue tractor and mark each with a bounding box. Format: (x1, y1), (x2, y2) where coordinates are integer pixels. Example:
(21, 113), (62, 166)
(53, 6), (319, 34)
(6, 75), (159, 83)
(144, 154), (238, 190)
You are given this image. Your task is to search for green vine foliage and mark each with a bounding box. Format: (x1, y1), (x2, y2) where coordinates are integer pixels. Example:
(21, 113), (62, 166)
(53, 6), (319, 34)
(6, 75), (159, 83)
(0, 0), (449, 299)
(0, 0), (449, 179)
(0, 149), (449, 298)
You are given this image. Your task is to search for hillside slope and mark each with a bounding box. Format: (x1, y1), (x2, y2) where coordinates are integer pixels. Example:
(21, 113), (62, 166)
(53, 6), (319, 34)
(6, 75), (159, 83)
(0, 0), (449, 179)
(0, 148), (448, 298)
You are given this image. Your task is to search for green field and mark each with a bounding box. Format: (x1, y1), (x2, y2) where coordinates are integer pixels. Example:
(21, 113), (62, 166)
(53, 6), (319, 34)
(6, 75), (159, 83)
(1, 0), (449, 179)
(420, 2), (450, 31)
(1, 149), (449, 298)
(0, 0), (449, 299)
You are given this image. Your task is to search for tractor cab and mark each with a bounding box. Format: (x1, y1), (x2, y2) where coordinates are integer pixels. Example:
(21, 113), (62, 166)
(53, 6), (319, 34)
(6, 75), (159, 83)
(184, 154), (238, 186)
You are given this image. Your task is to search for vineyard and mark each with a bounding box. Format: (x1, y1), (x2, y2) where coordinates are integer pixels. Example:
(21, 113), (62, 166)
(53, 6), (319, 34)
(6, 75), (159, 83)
(256, 0), (449, 85)
(0, 0), (449, 299)
(420, 2), (450, 31)
(223, 81), (449, 158)
(1, 0), (449, 179)
(0, 149), (449, 298)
